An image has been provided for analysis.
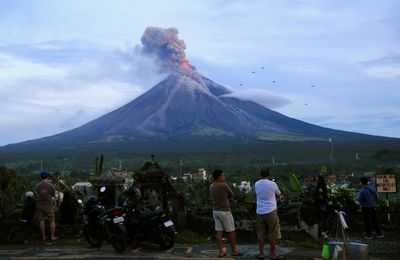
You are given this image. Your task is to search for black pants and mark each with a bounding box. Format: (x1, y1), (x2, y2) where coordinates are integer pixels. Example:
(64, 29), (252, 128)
(318, 209), (328, 233)
(362, 207), (382, 237)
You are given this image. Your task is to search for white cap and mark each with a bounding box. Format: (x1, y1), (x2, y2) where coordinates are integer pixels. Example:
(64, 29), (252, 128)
(25, 191), (34, 198)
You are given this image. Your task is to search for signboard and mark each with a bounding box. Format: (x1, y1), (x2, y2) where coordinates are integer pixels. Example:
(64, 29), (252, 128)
(326, 175), (337, 184)
(376, 174), (397, 193)
(303, 176), (314, 187)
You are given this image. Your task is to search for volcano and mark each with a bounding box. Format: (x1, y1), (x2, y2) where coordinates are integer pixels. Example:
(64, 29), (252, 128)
(1, 26), (395, 155)
(4, 67), (389, 151)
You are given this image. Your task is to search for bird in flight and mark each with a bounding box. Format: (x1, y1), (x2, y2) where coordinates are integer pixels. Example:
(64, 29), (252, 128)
(272, 81), (276, 83)
(261, 66), (265, 69)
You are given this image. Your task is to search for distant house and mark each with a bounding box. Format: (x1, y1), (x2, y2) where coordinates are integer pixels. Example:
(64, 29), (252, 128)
(233, 181), (252, 193)
(72, 182), (93, 195)
(192, 168), (207, 182)
(182, 173), (192, 182)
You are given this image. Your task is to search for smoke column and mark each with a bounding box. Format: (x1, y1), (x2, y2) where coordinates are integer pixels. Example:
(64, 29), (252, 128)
(141, 27), (192, 72)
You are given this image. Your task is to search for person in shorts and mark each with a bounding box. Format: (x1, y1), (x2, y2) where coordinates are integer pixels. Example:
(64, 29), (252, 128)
(209, 169), (242, 257)
(36, 171), (58, 243)
(255, 167), (284, 260)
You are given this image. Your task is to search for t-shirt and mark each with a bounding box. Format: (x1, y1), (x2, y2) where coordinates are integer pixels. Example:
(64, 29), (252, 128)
(209, 182), (233, 212)
(36, 180), (55, 209)
(255, 179), (281, 214)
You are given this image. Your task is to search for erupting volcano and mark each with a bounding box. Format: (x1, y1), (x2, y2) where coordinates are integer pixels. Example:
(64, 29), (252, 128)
(2, 26), (390, 150)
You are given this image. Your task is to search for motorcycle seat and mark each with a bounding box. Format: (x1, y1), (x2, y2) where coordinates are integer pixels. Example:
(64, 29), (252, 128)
(139, 209), (165, 221)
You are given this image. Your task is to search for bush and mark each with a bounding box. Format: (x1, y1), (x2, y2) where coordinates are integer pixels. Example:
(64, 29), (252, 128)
(328, 183), (358, 214)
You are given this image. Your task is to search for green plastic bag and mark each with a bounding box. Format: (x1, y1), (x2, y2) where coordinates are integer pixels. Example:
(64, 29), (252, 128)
(322, 243), (330, 260)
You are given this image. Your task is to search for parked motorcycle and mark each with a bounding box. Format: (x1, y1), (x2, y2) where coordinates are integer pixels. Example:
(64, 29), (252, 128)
(121, 186), (177, 249)
(79, 187), (127, 253)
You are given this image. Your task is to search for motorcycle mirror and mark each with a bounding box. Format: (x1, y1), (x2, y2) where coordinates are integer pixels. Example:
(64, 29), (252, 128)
(100, 186), (106, 193)
(77, 199), (83, 204)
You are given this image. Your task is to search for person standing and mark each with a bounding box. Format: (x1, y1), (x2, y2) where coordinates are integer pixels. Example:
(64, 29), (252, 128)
(20, 191), (36, 223)
(36, 171), (58, 244)
(209, 169), (242, 257)
(59, 191), (78, 225)
(355, 177), (383, 239)
(315, 175), (328, 239)
(255, 167), (284, 260)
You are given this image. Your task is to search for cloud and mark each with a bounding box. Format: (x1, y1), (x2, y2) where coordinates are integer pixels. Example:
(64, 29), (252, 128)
(0, 52), (66, 80)
(222, 89), (291, 109)
(280, 62), (325, 75)
(1, 0), (400, 143)
(360, 55), (400, 79)
(300, 112), (400, 138)
(0, 41), (164, 145)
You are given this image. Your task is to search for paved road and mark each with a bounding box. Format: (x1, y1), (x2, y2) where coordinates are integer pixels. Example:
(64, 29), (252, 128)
(0, 242), (319, 260)
(0, 241), (398, 260)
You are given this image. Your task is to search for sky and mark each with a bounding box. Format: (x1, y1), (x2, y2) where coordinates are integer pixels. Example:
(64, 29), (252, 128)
(0, 0), (399, 145)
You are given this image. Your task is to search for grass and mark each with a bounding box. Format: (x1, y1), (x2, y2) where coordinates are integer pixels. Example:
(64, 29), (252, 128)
(258, 134), (325, 142)
(175, 229), (211, 244)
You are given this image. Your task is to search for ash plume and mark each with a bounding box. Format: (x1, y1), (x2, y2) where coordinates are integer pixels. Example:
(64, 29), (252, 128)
(141, 26), (194, 73)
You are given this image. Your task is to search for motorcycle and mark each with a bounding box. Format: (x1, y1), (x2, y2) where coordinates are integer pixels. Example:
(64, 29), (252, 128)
(121, 186), (177, 249)
(79, 187), (127, 253)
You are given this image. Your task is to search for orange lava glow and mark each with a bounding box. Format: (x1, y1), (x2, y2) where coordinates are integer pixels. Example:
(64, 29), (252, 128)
(181, 59), (190, 70)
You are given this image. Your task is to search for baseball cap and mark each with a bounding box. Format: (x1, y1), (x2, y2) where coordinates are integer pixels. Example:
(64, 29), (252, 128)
(25, 191), (34, 198)
(40, 171), (49, 178)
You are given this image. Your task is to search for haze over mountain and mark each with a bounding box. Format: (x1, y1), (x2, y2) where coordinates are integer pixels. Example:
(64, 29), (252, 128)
(1, 27), (396, 152)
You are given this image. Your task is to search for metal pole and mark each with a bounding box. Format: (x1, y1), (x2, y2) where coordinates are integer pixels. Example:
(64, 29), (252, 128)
(180, 159), (183, 177)
(329, 138), (334, 175)
(386, 193), (391, 223)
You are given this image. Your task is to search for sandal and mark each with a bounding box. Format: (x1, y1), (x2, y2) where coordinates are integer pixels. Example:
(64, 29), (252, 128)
(271, 255), (285, 260)
(256, 255), (265, 259)
(218, 253), (226, 257)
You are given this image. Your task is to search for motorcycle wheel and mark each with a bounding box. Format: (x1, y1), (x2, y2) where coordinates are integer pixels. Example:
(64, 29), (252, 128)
(111, 225), (126, 253)
(160, 229), (176, 250)
(83, 224), (103, 248)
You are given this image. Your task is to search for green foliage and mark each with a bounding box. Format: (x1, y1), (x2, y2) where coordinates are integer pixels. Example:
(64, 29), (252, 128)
(289, 173), (302, 193)
(320, 164), (327, 176)
(2, 139), (399, 174)
(94, 154), (104, 176)
(0, 166), (32, 220)
(374, 148), (400, 162)
(328, 183), (358, 214)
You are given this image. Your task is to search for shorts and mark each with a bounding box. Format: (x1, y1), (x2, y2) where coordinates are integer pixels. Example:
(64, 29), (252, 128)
(256, 209), (281, 241)
(36, 206), (55, 222)
(213, 210), (235, 232)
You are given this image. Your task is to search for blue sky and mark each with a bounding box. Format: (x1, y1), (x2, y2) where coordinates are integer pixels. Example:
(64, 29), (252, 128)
(0, 0), (399, 145)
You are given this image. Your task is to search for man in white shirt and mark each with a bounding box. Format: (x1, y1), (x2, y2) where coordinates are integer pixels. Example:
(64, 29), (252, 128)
(254, 167), (283, 260)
